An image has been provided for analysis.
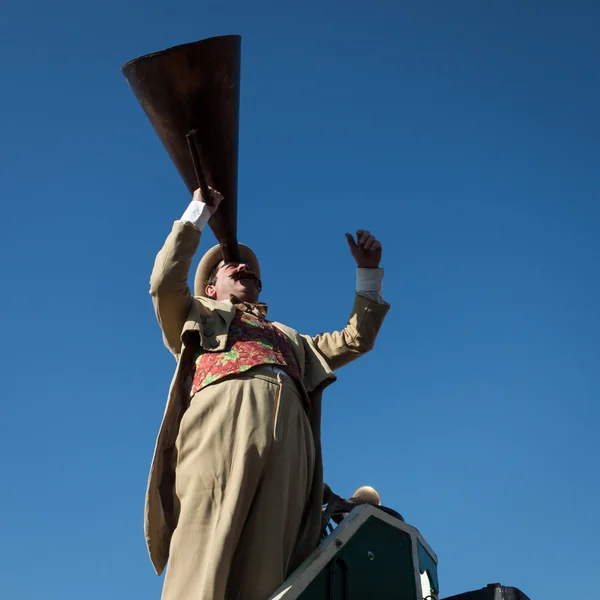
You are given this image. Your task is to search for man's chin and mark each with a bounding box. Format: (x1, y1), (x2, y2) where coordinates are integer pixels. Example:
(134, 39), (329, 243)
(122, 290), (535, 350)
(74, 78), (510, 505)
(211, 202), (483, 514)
(233, 285), (259, 303)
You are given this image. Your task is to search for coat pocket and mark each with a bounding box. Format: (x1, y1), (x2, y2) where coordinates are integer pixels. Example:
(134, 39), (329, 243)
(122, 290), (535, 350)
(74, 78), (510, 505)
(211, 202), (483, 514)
(270, 375), (285, 456)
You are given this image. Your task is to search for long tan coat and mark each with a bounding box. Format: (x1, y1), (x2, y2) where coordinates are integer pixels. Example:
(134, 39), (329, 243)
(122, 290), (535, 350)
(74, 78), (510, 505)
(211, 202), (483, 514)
(146, 221), (390, 575)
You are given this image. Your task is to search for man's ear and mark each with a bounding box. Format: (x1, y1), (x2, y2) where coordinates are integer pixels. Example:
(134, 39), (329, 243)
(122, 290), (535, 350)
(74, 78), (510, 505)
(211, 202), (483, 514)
(205, 285), (217, 299)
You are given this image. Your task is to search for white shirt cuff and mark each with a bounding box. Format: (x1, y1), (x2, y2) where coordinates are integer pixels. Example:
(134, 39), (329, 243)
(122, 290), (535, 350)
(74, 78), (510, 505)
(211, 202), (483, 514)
(177, 200), (212, 231)
(357, 268), (383, 294)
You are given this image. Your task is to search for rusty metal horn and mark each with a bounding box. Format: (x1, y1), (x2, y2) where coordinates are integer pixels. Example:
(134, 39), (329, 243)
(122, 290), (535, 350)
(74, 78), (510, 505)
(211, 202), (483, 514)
(121, 35), (242, 263)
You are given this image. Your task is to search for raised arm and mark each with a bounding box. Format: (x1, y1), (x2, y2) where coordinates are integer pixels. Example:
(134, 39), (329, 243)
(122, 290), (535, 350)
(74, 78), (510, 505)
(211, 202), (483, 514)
(312, 230), (390, 370)
(149, 189), (222, 356)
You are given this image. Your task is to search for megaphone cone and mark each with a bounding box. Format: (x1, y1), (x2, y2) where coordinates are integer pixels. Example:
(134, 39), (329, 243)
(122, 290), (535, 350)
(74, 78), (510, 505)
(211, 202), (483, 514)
(121, 35), (242, 262)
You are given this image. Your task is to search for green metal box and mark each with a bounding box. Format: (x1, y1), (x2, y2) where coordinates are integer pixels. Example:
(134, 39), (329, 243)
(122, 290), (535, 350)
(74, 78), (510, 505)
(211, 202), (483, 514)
(268, 505), (438, 600)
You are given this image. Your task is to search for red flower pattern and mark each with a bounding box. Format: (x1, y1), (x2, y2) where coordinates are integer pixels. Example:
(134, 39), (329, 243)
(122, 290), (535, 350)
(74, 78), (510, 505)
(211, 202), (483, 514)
(191, 310), (302, 394)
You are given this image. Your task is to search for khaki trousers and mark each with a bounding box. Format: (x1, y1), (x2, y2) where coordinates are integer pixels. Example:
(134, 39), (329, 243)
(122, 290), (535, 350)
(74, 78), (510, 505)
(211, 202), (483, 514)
(161, 367), (316, 600)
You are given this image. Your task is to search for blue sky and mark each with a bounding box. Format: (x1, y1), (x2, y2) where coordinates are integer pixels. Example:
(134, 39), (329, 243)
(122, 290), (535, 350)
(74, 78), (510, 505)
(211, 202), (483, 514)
(1, 1), (598, 599)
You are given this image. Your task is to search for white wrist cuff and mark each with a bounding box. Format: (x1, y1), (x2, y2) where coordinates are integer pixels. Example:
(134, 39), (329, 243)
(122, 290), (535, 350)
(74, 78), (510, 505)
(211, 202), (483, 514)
(178, 200), (212, 231)
(356, 268), (383, 294)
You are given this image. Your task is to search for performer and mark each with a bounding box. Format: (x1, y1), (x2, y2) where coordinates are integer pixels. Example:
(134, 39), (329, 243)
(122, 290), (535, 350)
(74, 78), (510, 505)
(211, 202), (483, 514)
(146, 187), (390, 600)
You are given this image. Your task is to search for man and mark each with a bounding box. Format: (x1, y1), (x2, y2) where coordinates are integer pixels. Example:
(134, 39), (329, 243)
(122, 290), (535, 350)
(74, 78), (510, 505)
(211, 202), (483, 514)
(147, 187), (390, 600)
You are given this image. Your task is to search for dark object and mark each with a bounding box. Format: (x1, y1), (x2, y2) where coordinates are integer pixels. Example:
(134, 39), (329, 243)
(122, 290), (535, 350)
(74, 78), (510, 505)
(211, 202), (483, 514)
(443, 583), (531, 600)
(121, 35), (242, 263)
(297, 511), (419, 599)
(328, 558), (349, 600)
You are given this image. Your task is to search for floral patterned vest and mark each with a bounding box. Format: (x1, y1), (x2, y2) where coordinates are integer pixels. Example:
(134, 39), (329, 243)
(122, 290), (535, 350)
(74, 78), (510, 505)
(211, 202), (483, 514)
(191, 309), (302, 395)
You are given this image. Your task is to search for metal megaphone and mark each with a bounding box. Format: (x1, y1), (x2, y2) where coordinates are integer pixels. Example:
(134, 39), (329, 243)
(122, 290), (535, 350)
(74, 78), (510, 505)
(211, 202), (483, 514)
(121, 35), (242, 263)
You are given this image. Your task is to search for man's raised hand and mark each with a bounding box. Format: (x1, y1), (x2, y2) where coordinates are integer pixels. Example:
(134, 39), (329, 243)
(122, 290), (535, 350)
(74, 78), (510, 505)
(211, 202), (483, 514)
(192, 186), (224, 214)
(345, 230), (382, 268)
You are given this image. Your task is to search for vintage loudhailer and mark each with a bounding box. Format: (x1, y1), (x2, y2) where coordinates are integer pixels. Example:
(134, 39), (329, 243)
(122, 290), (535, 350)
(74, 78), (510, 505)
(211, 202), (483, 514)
(121, 35), (243, 264)
(121, 35), (533, 600)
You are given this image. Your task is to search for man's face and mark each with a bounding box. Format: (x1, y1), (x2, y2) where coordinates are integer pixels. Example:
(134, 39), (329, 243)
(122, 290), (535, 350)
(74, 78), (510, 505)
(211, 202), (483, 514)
(205, 261), (261, 303)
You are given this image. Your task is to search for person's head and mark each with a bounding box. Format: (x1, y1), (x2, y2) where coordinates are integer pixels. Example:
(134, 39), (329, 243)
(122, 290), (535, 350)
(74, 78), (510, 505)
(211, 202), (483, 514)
(193, 243), (261, 302)
(204, 260), (262, 303)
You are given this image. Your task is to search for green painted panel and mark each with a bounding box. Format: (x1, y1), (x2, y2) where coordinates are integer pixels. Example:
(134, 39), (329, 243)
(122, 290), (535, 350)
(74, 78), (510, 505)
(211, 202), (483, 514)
(298, 516), (417, 600)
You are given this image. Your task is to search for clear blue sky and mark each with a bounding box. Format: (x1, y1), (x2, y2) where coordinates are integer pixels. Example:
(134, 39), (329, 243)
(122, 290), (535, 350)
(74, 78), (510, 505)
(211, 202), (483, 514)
(1, 1), (598, 599)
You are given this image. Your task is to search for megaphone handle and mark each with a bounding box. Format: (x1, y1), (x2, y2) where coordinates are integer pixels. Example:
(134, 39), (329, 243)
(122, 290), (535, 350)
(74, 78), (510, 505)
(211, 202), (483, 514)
(186, 130), (213, 207)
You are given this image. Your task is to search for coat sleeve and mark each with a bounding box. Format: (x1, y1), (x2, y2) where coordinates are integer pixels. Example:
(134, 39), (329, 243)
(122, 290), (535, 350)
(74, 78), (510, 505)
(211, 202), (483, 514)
(311, 293), (390, 371)
(149, 221), (201, 356)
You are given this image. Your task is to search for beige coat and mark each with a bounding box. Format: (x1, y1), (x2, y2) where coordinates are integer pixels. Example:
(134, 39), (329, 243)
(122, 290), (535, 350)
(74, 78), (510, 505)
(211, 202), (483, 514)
(146, 221), (390, 575)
